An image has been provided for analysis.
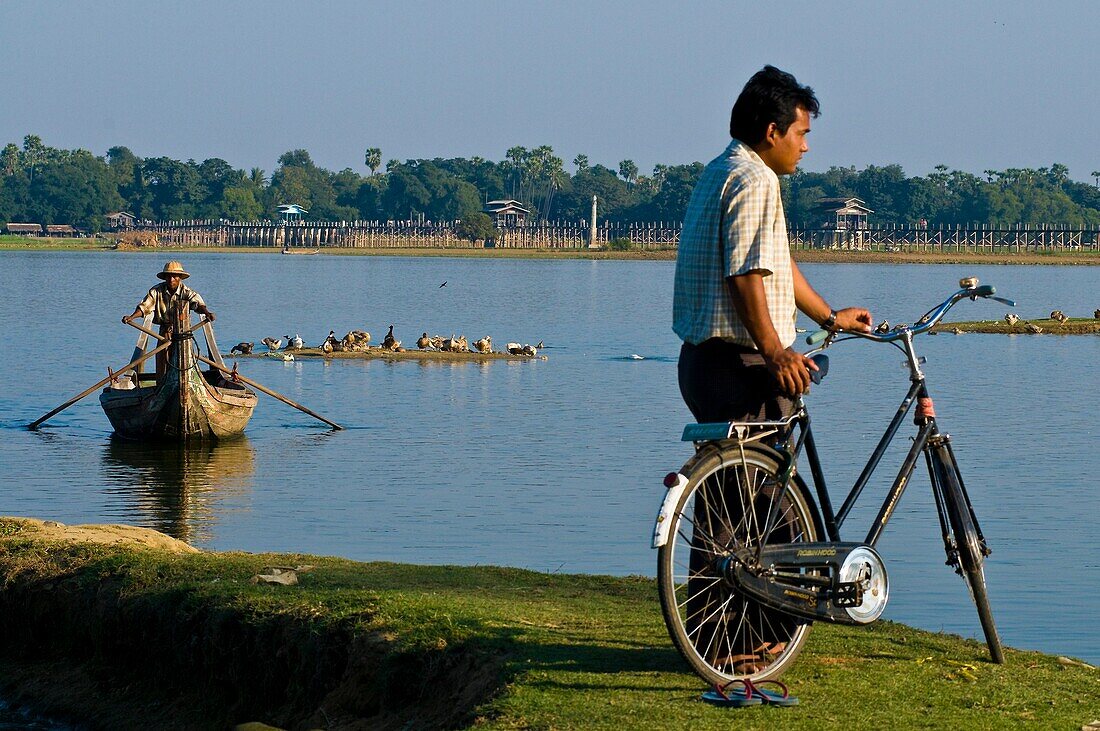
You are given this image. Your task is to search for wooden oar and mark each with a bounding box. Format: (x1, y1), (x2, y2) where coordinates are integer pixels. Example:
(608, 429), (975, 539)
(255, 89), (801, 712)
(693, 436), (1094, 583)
(125, 314), (210, 344)
(27, 319), (208, 431)
(194, 353), (343, 430)
(124, 318), (168, 343)
(28, 339), (174, 430)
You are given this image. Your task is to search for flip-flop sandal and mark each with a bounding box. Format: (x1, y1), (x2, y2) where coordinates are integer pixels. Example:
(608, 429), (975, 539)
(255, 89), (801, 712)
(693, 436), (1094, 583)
(745, 679), (799, 706)
(701, 680), (763, 707)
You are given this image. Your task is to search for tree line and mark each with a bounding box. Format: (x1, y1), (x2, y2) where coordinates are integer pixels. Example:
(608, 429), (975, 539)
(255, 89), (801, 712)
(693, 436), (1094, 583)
(2, 135), (1098, 231)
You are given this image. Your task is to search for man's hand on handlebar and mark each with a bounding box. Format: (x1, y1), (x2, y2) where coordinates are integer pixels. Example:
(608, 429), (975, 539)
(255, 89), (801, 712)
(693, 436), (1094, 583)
(835, 307), (873, 333)
(764, 347), (819, 397)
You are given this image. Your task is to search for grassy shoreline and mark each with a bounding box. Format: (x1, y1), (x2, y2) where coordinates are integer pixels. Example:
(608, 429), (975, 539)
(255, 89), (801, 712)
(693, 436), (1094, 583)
(1, 517), (1096, 730)
(2, 236), (1099, 265)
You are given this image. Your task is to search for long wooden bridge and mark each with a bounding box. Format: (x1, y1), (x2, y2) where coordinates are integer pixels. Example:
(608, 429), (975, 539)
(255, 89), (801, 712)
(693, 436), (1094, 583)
(138, 220), (1100, 253)
(787, 223), (1100, 253)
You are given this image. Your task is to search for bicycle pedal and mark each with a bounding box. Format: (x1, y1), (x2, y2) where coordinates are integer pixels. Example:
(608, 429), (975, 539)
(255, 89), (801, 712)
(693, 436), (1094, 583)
(831, 581), (864, 608)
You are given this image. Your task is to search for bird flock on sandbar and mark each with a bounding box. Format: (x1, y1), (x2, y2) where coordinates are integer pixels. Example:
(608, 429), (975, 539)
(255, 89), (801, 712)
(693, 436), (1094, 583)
(997, 308), (1098, 334)
(936, 308), (1098, 335)
(228, 326), (543, 359)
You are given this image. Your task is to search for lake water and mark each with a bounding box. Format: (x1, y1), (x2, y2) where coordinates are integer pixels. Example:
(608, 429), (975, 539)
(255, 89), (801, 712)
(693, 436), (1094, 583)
(1, 251), (1097, 668)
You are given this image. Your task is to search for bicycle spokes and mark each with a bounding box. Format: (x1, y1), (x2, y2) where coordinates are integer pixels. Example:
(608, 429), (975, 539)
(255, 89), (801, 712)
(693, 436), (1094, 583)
(657, 446), (820, 683)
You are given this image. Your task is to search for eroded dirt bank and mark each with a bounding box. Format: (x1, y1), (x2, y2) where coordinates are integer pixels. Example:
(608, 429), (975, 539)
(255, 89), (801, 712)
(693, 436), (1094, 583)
(0, 518), (505, 730)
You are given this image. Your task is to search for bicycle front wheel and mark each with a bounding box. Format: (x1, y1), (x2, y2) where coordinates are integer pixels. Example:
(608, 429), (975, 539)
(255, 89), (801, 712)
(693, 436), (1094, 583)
(657, 443), (821, 684)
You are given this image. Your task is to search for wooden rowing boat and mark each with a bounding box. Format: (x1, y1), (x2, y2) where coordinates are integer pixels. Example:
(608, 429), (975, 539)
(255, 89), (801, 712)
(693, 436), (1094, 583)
(100, 313), (257, 441)
(281, 246), (321, 255)
(31, 305), (337, 434)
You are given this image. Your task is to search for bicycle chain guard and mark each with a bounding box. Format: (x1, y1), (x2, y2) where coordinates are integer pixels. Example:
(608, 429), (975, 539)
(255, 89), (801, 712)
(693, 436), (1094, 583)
(719, 542), (889, 625)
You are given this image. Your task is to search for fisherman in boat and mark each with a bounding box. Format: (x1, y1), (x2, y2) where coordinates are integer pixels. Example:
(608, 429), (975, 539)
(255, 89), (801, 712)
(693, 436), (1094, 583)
(122, 261), (216, 382)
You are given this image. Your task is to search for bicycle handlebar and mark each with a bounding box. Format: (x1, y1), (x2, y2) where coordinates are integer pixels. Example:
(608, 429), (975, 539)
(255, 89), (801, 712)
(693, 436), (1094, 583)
(805, 280), (1016, 347)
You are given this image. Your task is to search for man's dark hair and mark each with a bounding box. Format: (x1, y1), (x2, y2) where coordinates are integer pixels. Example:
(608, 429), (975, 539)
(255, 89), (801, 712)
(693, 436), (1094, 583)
(729, 65), (820, 145)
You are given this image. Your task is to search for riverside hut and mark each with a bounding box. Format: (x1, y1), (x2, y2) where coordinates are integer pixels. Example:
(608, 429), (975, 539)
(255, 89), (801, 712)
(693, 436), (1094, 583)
(6, 222), (42, 236)
(45, 224), (80, 238)
(105, 211), (137, 230)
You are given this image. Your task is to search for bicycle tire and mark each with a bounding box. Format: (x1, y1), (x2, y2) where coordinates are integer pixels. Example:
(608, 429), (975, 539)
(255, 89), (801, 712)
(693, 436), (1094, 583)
(938, 451), (1005, 663)
(657, 443), (821, 683)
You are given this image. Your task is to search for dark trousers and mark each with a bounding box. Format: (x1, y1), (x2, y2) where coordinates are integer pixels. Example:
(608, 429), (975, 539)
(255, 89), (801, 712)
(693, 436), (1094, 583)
(678, 339), (799, 658)
(677, 339), (796, 424)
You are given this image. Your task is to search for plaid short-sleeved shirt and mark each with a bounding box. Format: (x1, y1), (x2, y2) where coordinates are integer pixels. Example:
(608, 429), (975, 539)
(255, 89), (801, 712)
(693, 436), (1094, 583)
(673, 140), (796, 348)
(137, 282), (207, 326)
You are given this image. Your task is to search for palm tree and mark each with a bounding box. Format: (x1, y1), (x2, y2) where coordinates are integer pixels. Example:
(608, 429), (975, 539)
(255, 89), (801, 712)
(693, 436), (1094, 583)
(1, 143), (19, 176)
(505, 146), (529, 200)
(573, 154), (589, 172)
(931, 164), (950, 191)
(365, 147), (382, 176)
(22, 134), (45, 182)
(537, 158), (566, 220)
(524, 146), (561, 219)
(619, 159), (638, 186)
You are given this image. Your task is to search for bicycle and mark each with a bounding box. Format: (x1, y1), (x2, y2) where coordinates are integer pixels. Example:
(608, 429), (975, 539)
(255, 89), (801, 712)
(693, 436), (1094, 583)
(654, 278), (1013, 684)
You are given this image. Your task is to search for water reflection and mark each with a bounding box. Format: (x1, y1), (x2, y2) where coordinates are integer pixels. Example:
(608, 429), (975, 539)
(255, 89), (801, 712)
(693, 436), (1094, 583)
(100, 437), (255, 543)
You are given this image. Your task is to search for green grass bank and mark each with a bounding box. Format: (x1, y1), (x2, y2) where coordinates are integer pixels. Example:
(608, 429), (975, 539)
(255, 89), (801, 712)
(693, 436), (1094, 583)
(0, 517), (1097, 730)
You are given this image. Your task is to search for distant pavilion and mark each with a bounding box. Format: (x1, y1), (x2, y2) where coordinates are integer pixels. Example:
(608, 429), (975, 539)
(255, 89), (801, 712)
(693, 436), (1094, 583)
(814, 197), (874, 229)
(277, 203), (309, 224)
(483, 199), (530, 227)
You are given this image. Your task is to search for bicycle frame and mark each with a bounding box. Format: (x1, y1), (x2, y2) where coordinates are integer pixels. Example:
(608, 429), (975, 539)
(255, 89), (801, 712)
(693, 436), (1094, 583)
(758, 280), (1013, 554)
(776, 328), (987, 555)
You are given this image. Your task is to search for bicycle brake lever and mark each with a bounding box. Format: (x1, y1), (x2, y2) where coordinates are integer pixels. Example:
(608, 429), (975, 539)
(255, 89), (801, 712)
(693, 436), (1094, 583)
(990, 296), (1016, 307)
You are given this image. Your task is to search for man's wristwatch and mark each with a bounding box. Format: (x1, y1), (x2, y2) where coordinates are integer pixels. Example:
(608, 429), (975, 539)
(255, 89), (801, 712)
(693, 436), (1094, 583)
(822, 309), (839, 331)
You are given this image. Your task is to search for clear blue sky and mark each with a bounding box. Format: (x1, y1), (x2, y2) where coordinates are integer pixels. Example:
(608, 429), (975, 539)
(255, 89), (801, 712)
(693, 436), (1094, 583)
(2, 1), (1097, 181)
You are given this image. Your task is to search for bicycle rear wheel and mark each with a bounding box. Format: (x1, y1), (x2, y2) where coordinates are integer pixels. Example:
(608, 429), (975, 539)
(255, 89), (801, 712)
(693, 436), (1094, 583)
(657, 444), (821, 683)
(934, 446), (1004, 663)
